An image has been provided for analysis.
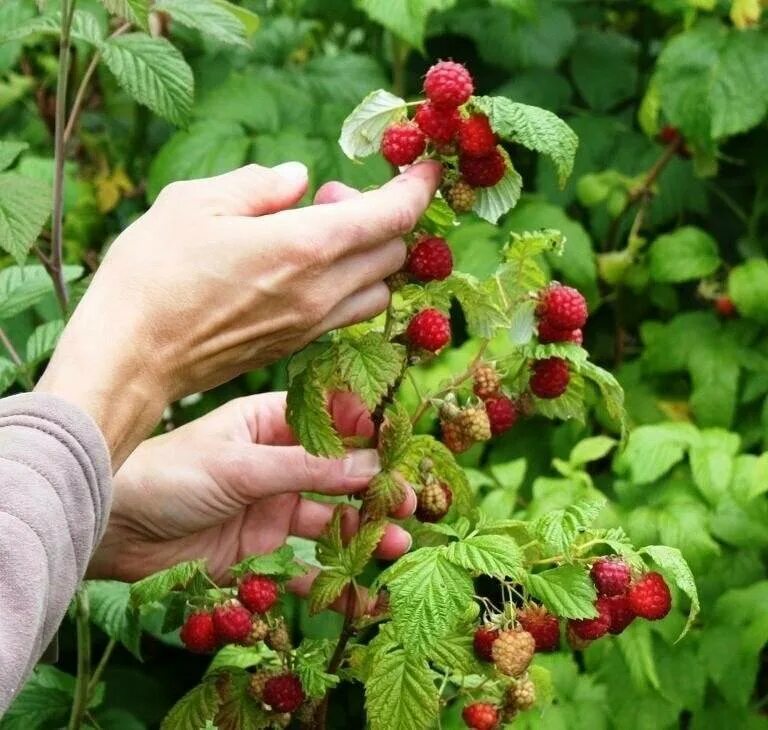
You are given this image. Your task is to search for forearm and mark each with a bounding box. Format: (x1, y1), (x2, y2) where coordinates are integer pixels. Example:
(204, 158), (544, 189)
(0, 393), (111, 714)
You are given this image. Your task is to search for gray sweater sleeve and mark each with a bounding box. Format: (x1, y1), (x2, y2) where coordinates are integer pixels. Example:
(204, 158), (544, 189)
(0, 393), (112, 714)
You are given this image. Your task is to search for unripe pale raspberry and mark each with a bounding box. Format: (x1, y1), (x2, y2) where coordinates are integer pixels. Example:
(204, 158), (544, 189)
(406, 236), (453, 281)
(459, 149), (506, 188)
(180, 611), (217, 654)
(212, 599), (253, 645)
(386, 271), (410, 291)
(538, 284), (588, 330)
(568, 597), (612, 641)
(265, 617), (292, 652)
(380, 121), (426, 166)
(537, 319), (583, 345)
(247, 669), (274, 700)
(414, 102), (460, 143)
(473, 364), (501, 399)
(484, 395), (518, 436)
(510, 677), (536, 711)
(457, 405), (492, 443)
(238, 573), (280, 614)
(441, 418), (472, 454)
(473, 625), (500, 662)
(491, 629), (535, 677)
(424, 60), (474, 108)
(444, 179), (476, 213)
(530, 358), (570, 399)
(462, 702), (500, 730)
(590, 558), (631, 597)
(606, 594), (636, 635)
(415, 481), (453, 522)
(406, 308), (451, 352)
(517, 604), (560, 652)
(262, 673), (305, 713)
(628, 572), (672, 620)
(249, 616), (270, 644)
(457, 114), (497, 157)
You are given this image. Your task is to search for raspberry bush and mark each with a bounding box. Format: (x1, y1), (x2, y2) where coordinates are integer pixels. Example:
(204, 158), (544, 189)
(1, 2), (767, 729)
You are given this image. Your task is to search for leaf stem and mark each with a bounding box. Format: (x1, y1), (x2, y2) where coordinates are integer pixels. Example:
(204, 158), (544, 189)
(67, 587), (92, 730)
(0, 326), (33, 389)
(87, 638), (116, 699)
(50, 0), (78, 315)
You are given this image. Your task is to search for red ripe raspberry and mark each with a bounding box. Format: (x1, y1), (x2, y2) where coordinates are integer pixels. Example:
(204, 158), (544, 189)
(462, 702), (499, 730)
(568, 597), (612, 641)
(530, 358), (570, 399)
(459, 149), (506, 188)
(180, 611), (217, 653)
(590, 558), (631, 597)
(406, 308), (451, 352)
(380, 121), (426, 166)
(262, 673), (305, 713)
(473, 625), (500, 662)
(538, 285), (588, 330)
(715, 294), (737, 318)
(424, 60), (474, 108)
(537, 319), (583, 345)
(517, 604), (560, 652)
(606, 594), (636, 635)
(238, 574), (279, 614)
(407, 236), (453, 281)
(415, 481), (453, 522)
(484, 395), (518, 436)
(628, 572), (672, 620)
(457, 115), (497, 157)
(414, 102), (460, 143)
(473, 364), (501, 399)
(212, 600), (253, 645)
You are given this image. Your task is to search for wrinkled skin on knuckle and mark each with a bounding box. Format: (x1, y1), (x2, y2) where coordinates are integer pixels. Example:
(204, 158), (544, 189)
(388, 201), (419, 237)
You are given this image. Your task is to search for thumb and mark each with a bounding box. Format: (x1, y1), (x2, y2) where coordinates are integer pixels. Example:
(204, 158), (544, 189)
(220, 443), (381, 500)
(162, 162), (309, 217)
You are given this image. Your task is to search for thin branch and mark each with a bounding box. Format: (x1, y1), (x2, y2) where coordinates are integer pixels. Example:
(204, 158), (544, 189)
(87, 639), (116, 699)
(0, 327), (34, 389)
(67, 587), (92, 730)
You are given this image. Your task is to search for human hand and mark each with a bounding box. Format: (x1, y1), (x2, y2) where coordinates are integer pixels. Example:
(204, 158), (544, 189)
(37, 161), (441, 466)
(88, 391), (416, 595)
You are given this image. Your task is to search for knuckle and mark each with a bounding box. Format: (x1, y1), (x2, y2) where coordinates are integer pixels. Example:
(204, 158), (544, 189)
(389, 202), (418, 236)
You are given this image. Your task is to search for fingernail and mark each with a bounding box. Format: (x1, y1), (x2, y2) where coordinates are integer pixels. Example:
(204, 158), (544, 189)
(343, 449), (381, 478)
(273, 161), (308, 184)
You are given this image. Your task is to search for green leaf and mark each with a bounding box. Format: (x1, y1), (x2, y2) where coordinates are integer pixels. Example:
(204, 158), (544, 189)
(449, 272), (511, 338)
(214, 669), (273, 729)
(379, 401), (413, 470)
(25, 319), (64, 366)
(615, 422), (698, 485)
(616, 621), (661, 691)
(533, 370), (587, 424)
(160, 679), (220, 730)
(648, 226), (720, 283)
(0, 172), (51, 264)
(382, 547), (474, 655)
(286, 364), (345, 458)
(356, 0), (456, 50)
(363, 471), (406, 520)
(0, 357), (17, 395)
(335, 333), (406, 411)
(534, 496), (607, 556)
(473, 162), (524, 224)
(445, 533), (524, 579)
(365, 643), (439, 730)
(689, 429), (740, 505)
(339, 89), (407, 160)
(295, 639), (339, 699)
(147, 121), (250, 200)
(99, 0), (150, 30)
(640, 545), (700, 640)
(473, 96), (578, 185)
(308, 568), (350, 615)
(523, 565), (597, 619)
(347, 519), (388, 574)
(1, 666), (75, 730)
(0, 10), (104, 44)
(86, 581), (142, 659)
(0, 265), (82, 320)
(130, 559), (207, 608)
(101, 33), (194, 126)
(228, 545), (305, 580)
(498, 228), (565, 299)
(577, 360), (627, 440)
(569, 436), (617, 466)
(426, 629), (477, 674)
(153, 0), (248, 46)
(210, 0), (260, 35)
(0, 140), (28, 172)
(728, 259), (768, 324)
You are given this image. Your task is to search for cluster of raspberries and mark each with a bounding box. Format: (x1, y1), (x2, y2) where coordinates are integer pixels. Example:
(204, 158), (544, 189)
(463, 566), (671, 728)
(530, 283), (589, 400)
(379, 60), (509, 214)
(568, 559), (672, 643)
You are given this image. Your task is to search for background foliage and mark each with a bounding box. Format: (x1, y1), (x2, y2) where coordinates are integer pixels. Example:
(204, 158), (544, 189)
(1, 0), (767, 728)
